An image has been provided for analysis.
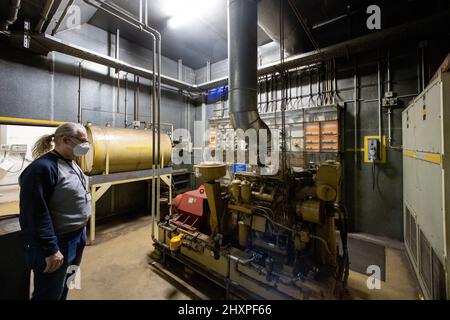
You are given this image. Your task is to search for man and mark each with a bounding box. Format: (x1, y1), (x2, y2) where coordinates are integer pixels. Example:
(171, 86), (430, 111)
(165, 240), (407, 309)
(19, 122), (91, 300)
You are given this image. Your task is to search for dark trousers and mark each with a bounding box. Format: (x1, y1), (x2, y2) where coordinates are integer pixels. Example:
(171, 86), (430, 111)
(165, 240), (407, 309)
(25, 227), (86, 300)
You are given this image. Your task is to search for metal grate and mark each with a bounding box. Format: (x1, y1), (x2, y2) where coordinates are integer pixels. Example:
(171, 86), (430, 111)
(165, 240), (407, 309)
(410, 210), (418, 263)
(419, 230), (432, 296)
(432, 248), (446, 300)
(405, 206), (411, 247)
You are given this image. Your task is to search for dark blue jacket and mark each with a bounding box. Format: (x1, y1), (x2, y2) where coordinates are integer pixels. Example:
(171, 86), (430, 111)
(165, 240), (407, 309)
(19, 153), (59, 257)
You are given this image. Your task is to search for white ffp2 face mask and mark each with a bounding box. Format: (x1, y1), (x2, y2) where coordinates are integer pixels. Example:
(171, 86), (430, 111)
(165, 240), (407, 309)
(73, 142), (90, 157)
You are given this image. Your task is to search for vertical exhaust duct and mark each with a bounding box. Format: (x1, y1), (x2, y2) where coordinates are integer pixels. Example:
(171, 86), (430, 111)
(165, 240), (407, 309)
(228, 0), (270, 148)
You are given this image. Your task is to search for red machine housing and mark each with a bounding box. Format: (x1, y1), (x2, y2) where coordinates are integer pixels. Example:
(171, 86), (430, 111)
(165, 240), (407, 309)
(171, 185), (209, 232)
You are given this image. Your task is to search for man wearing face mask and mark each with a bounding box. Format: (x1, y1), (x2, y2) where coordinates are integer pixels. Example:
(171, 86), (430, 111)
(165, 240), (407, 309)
(19, 122), (91, 300)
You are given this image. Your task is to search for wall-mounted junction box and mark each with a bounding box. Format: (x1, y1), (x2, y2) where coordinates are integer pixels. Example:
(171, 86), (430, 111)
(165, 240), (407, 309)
(364, 136), (386, 163)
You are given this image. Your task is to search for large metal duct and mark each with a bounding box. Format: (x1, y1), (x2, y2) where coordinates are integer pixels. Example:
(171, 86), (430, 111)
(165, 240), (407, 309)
(257, 0), (307, 54)
(78, 126), (172, 175)
(228, 0), (270, 143)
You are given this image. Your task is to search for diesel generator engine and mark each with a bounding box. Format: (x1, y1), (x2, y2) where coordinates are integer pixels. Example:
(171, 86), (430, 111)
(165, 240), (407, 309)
(155, 161), (349, 300)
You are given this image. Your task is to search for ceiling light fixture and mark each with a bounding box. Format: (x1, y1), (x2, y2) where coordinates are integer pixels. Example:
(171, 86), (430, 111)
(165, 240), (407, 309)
(164, 0), (220, 28)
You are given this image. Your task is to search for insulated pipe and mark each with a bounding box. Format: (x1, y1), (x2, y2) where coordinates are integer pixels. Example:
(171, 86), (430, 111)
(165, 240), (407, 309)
(0, 0), (21, 31)
(228, 0), (271, 148)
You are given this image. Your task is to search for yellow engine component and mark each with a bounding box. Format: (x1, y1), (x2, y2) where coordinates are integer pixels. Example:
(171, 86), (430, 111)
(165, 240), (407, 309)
(194, 162), (226, 181)
(240, 180), (252, 203)
(195, 162), (227, 234)
(238, 221), (250, 247)
(297, 200), (323, 224)
(78, 125), (172, 175)
(169, 234), (184, 251)
(315, 161), (341, 202)
(230, 179), (242, 202)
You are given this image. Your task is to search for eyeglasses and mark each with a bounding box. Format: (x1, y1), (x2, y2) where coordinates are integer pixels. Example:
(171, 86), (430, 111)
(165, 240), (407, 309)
(68, 136), (89, 144)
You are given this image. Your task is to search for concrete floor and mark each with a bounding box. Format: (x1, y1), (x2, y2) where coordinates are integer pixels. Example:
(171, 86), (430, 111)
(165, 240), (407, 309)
(68, 216), (190, 300)
(67, 216), (420, 300)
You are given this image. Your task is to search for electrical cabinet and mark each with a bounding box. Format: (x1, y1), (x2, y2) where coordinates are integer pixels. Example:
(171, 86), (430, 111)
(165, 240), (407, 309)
(402, 71), (450, 299)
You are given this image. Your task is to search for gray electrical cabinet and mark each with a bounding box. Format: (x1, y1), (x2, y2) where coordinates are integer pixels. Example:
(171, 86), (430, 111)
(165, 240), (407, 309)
(402, 71), (450, 299)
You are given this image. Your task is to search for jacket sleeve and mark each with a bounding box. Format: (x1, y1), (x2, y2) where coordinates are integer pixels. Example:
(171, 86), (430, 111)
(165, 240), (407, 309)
(19, 161), (59, 257)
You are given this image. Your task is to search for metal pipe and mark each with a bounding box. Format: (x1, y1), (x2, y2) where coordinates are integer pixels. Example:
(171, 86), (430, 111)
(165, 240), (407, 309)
(228, 0), (271, 155)
(312, 12), (354, 30)
(421, 45), (426, 90)
(135, 76), (140, 121)
(115, 28), (120, 60)
(417, 46), (422, 93)
(178, 59), (183, 81)
(116, 74), (120, 114)
(354, 71), (358, 166)
(386, 50), (393, 147)
(206, 60), (211, 82)
(156, 30), (162, 227)
(387, 108), (392, 147)
(115, 29), (120, 114)
(0, 0), (21, 31)
(124, 73), (128, 128)
(30, 11), (449, 93)
(387, 50), (391, 92)
(35, 0), (55, 33)
(377, 61), (382, 140)
(145, 0), (148, 26)
(51, 0), (75, 35)
(78, 61), (83, 124)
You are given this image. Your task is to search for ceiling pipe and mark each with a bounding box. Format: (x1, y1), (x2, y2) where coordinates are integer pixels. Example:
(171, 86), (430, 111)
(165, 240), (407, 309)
(28, 11), (449, 93)
(35, 0), (55, 33)
(0, 0), (21, 32)
(228, 0), (271, 151)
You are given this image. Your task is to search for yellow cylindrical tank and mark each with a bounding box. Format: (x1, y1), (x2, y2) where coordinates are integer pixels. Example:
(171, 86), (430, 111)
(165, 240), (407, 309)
(78, 126), (172, 175)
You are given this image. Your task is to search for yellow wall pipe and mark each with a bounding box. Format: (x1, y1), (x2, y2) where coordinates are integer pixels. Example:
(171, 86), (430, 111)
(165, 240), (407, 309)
(0, 116), (64, 127)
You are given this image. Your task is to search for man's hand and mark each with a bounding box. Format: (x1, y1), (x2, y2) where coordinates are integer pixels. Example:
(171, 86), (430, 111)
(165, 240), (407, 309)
(44, 251), (64, 273)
